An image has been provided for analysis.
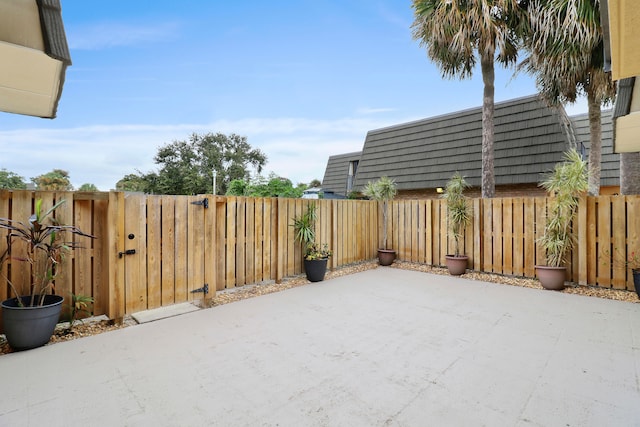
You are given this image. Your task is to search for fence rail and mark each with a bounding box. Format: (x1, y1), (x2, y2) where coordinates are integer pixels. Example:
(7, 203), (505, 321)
(0, 190), (637, 327)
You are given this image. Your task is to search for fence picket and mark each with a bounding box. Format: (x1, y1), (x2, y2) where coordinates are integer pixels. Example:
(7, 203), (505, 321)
(627, 197), (640, 292)
(146, 197), (162, 309)
(598, 196), (612, 287)
(161, 197), (176, 304)
(612, 196), (627, 289)
(174, 197), (189, 301)
(512, 198), (524, 276)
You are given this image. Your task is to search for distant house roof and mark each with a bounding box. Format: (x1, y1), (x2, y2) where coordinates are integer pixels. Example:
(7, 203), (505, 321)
(321, 151), (361, 196)
(352, 95), (576, 191)
(570, 110), (619, 187)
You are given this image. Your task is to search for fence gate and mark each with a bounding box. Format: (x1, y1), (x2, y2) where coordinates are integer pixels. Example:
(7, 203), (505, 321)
(108, 193), (215, 319)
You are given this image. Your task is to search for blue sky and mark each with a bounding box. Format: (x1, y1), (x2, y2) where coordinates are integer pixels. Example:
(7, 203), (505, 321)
(0, 0), (587, 191)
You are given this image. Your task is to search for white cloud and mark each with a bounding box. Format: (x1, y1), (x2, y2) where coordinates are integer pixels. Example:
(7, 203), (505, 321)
(68, 22), (180, 50)
(0, 116), (408, 191)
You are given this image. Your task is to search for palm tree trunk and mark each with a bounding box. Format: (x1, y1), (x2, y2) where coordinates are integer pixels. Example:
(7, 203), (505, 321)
(587, 90), (602, 196)
(382, 201), (388, 249)
(481, 51), (495, 199)
(620, 152), (640, 195)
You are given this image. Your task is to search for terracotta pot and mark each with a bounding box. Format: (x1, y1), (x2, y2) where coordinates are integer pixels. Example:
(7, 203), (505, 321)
(377, 249), (396, 266)
(445, 255), (468, 276)
(535, 265), (567, 290)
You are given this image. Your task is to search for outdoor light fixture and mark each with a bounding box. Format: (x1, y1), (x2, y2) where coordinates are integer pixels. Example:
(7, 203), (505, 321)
(212, 170), (217, 195)
(436, 187), (444, 194)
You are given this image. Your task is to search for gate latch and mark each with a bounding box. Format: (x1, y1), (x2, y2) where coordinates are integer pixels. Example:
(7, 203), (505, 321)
(118, 249), (136, 258)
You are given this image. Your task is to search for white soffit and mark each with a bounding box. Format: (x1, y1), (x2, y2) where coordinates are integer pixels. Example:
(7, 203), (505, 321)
(614, 113), (640, 152)
(0, 40), (63, 118)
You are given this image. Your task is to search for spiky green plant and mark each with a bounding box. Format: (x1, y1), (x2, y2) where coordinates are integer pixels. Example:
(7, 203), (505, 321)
(362, 176), (397, 250)
(443, 172), (471, 257)
(291, 203), (331, 260)
(65, 293), (95, 332)
(0, 199), (94, 307)
(292, 203), (317, 250)
(538, 148), (589, 267)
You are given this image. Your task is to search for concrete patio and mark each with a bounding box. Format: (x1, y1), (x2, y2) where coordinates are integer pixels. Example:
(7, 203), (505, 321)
(1, 267), (639, 426)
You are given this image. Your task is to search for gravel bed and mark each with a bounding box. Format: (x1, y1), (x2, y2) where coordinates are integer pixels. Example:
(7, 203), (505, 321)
(1, 260), (637, 355)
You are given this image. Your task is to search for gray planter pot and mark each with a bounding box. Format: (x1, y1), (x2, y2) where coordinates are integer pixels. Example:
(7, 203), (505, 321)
(2, 295), (64, 351)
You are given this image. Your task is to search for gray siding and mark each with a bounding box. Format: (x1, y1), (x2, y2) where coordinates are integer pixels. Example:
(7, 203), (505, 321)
(353, 95), (572, 191)
(570, 110), (619, 186)
(321, 151), (362, 196)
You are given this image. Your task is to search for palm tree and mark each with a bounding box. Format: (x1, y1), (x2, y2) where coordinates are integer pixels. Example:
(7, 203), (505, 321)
(522, 0), (615, 196)
(411, 0), (527, 198)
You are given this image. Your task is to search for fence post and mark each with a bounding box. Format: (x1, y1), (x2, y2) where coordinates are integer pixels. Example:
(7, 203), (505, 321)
(276, 198), (285, 283)
(204, 195), (216, 298)
(107, 191), (125, 321)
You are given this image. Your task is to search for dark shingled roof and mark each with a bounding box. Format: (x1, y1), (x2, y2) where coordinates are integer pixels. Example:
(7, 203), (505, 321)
(37, 0), (71, 65)
(352, 95), (574, 191)
(570, 110), (619, 186)
(321, 151), (362, 197)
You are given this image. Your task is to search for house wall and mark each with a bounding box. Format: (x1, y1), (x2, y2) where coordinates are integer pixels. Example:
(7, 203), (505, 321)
(395, 184), (621, 200)
(395, 184), (545, 200)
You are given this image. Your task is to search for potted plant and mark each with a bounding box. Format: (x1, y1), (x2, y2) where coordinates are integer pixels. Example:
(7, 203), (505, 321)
(536, 148), (588, 290)
(0, 199), (94, 350)
(625, 252), (640, 299)
(292, 203), (332, 282)
(442, 172), (471, 275)
(362, 176), (397, 266)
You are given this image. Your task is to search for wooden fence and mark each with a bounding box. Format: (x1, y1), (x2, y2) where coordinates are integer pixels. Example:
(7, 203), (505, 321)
(0, 191), (637, 328)
(387, 196), (640, 292)
(0, 191), (379, 323)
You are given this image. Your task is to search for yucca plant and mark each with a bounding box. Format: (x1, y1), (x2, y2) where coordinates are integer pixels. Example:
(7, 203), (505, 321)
(443, 172), (471, 257)
(538, 148), (589, 267)
(362, 176), (397, 250)
(291, 203), (331, 260)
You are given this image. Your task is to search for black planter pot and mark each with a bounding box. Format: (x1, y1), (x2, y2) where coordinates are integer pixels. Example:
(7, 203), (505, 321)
(304, 258), (329, 282)
(632, 269), (640, 299)
(1, 295), (64, 351)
